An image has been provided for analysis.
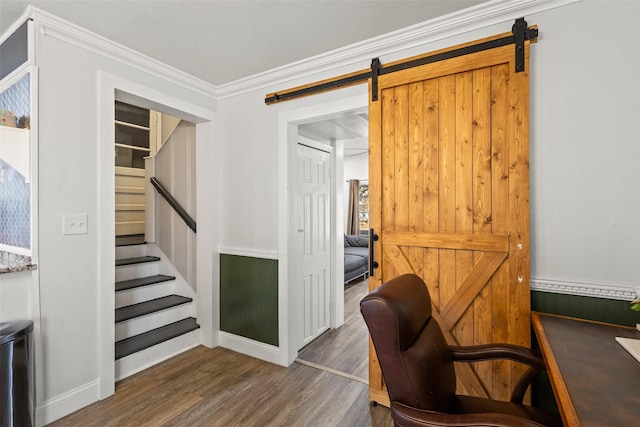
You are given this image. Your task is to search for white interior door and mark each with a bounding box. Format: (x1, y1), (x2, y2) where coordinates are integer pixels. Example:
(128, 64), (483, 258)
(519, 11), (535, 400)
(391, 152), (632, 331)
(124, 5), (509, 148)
(297, 142), (331, 349)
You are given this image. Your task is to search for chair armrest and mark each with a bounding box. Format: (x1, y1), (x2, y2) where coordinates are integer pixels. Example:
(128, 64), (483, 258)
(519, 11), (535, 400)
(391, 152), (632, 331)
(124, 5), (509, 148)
(449, 344), (545, 403)
(391, 402), (547, 427)
(449, 344), (545, 370)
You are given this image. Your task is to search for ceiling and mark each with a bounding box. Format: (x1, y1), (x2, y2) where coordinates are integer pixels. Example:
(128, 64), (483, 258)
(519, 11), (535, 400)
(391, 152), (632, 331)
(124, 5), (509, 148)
(0, 1), (486, 156)
(0, 0), (486, 87)
(298, 111), (370, 157)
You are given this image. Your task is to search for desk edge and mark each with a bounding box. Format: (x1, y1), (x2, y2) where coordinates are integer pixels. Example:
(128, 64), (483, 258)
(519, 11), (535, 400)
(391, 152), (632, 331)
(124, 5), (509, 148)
(531, 312), (581, 427)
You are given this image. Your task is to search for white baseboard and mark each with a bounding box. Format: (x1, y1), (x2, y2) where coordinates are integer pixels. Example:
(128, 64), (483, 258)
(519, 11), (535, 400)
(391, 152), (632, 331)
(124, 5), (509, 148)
(530, 277), (638, 301)
(36, 379), (100, 427)
(218, 331), (285, 366)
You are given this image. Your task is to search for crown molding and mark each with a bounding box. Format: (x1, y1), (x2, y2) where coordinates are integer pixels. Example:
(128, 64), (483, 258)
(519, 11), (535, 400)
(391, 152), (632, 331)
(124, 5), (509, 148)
(25, 6), (217, 99)
(9, 1), (583, 101)
(216, 0), (583, 100)
(531, 277), (638, 301)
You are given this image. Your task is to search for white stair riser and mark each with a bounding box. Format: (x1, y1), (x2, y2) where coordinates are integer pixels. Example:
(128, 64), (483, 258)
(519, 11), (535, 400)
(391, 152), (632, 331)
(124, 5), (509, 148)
(115, 303), (195, 341)
(115, 329), (200, 381)
(115, 244), (148, 259)
(115, 262), (159, 281)
(113, 242), (200, 382)
(116, 281), (176, 308)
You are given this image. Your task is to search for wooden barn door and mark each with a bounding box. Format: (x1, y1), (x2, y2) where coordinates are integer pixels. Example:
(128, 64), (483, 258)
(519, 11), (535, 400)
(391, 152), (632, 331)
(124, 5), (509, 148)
(368, 32), (532, 405)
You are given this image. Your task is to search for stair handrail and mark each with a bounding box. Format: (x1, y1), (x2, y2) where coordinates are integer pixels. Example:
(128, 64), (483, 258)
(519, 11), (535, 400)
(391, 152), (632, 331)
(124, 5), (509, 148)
(150, 177), (196, 233)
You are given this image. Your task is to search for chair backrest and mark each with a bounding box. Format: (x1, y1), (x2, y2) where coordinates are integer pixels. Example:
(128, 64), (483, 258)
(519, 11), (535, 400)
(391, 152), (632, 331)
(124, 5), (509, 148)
(360, 274), (456, 412)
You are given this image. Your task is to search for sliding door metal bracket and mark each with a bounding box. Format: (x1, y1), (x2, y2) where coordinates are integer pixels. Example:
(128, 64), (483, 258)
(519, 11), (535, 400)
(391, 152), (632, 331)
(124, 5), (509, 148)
(513, 17), (538, 73)
(370, 58), (381, 102)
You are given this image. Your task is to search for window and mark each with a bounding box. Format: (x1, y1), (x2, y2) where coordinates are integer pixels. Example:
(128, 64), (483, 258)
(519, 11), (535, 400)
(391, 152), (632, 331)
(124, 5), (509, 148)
(0, 72), (31, 252)
(359, 183), (369, 233)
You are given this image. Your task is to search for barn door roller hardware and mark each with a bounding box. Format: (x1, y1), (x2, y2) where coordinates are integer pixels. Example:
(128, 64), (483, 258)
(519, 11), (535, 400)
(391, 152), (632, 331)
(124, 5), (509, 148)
(513, 17), (537, 72)
(370, 58), (381, 102)
(265, 18), (537, 105)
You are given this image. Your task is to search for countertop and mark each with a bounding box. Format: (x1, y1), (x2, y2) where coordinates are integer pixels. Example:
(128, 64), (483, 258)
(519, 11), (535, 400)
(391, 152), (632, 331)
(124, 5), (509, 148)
(0, 251), (37, 274)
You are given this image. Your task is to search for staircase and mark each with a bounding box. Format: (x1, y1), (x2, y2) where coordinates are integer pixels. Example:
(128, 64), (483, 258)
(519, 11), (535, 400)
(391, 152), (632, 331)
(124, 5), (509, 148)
(115, 237), (200, 380)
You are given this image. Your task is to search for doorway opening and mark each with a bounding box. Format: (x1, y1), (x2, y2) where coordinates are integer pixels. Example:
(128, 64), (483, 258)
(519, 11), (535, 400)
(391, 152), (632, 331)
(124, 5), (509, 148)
(97, 73), (218, 399)
(114, 101), (151, 243)
(288, 106), (369, 381)
(113, 99), (200, 381)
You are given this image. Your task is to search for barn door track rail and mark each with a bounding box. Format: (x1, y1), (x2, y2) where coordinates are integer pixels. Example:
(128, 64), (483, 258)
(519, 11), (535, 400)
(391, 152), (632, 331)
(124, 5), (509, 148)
(265, 18), (537, 105)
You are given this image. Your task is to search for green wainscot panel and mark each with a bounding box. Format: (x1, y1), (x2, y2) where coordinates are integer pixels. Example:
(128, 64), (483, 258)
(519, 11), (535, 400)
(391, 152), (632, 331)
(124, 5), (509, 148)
(220, 254), (278, 346)
(532, 291), (639, 327)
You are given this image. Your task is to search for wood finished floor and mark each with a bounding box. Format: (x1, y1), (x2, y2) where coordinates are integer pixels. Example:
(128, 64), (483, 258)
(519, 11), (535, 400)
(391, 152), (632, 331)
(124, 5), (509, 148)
(48, 279), (392, 426)
(297, 279), (369, 381)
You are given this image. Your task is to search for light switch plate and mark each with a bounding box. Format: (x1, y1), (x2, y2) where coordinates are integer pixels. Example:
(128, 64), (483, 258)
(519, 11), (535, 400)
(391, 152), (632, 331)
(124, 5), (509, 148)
(63, 214), (88, 235)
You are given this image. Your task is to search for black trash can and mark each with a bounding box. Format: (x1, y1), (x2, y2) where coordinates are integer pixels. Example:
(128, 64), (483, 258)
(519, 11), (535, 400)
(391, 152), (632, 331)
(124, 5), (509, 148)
(1, 320), (35, 427)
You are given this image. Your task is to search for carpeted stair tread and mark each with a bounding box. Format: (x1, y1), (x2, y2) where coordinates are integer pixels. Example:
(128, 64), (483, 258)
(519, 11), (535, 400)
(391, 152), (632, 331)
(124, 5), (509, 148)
(115, 318), (200, 360)
(115, 295), (193, 323)
(116, 256), (161, 266)
(115, 274), (175, 292)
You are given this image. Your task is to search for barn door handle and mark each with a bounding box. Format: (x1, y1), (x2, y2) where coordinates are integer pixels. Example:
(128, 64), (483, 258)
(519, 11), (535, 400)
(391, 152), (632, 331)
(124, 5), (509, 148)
(369, 228), (379, 276)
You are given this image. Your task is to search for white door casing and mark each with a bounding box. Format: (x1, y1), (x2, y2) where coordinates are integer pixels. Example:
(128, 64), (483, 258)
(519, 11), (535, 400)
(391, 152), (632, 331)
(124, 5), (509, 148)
(297, 142), (332, 349)
(280, 96), (366, 365)
(98, 72), (219, 399)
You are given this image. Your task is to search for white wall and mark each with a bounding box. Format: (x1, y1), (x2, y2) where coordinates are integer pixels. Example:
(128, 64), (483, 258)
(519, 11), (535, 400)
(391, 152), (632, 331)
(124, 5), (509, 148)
(0, 271), (35, 321)
(6, 0), (640, 423)
(218, 91), (281, 253)
(344, 152), (368, 183)
(155, 121), (197, 289)
(528, 0), (640, 291)
(28, 12), (218, 425)
(219, 0), (640, 307)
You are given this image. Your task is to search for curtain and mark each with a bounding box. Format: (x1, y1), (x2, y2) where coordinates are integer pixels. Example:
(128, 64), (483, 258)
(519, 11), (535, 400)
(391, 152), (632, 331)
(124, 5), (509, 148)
(346, 179), (359, 235)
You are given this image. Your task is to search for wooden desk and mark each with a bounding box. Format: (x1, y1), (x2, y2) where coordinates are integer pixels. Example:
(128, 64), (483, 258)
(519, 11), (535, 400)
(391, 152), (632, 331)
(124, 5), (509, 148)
(532, 312), (640, 427)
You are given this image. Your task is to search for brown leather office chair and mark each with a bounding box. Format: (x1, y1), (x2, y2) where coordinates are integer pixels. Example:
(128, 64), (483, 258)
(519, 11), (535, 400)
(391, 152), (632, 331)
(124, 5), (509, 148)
(360, 274), (562, 427)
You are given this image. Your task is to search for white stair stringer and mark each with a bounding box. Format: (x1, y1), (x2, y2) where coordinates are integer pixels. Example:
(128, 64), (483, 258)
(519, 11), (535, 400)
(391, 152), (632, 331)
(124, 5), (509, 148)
(114, 242), (199, 381)
(147, 243), (197, 300)
(146, 243), (197, 303)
